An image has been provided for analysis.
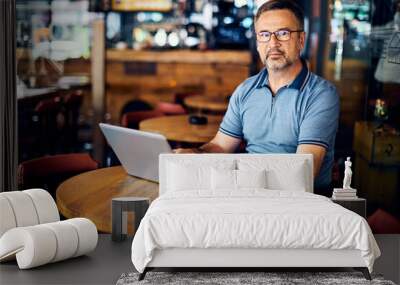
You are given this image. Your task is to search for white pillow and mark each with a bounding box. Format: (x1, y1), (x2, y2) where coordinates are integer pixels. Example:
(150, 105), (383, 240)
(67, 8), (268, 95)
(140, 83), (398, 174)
(266, 165), (307, 191)
(166, 160), (235, 191)
(237, 158), (309, 191)
(237, 169), (267, 188)
(211, 168), (236, 190)
(211, 168), (267, 190)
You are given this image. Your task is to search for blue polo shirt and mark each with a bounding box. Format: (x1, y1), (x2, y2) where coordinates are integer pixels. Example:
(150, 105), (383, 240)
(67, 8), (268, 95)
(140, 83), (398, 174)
(219, 60), (340, 189)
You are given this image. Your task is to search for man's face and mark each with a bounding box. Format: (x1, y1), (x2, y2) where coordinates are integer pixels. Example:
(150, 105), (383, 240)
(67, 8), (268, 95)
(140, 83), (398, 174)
(255, 9), (305, 71)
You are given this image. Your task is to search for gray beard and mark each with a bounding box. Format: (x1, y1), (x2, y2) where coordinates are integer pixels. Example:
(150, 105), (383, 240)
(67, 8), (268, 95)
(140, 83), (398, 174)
(262, 42), (302, 72)
(265, 56), (295, 72)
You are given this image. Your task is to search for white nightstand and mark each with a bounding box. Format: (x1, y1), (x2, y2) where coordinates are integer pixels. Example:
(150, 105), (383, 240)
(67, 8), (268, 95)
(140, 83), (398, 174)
(331, 198), (366, 218)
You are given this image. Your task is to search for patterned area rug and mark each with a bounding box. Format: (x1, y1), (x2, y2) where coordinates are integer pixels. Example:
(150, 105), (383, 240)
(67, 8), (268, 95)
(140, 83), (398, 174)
(116, 271), (396, 285)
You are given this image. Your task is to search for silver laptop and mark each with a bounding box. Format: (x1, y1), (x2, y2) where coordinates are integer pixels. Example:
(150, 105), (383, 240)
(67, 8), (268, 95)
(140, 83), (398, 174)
(99, 123), (172, 182)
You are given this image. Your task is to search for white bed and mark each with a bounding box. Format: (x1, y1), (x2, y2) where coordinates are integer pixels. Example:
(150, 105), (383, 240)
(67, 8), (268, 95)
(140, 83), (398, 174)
(131, 154), (380, 280)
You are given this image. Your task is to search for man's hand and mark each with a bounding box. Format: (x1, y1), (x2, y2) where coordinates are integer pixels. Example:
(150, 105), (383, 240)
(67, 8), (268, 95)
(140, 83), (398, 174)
(173, 131), (242, 154)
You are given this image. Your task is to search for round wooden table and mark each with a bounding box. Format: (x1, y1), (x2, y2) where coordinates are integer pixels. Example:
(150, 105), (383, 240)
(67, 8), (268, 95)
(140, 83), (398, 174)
(184, 95), (229, 113)
(56, 166), (158, 233)
(139, 114), (223, 144)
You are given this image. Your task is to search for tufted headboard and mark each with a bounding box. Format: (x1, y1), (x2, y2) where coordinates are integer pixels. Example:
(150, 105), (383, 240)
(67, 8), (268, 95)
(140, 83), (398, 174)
(159, 153), (313, 196)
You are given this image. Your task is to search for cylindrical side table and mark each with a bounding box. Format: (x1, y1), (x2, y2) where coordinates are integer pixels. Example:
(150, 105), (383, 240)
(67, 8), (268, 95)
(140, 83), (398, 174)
(111, 197), (150, 242)
(331, 198), (366, 218)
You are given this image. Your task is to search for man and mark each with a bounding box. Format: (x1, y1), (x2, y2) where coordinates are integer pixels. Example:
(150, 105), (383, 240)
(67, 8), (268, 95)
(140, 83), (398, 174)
(175, 0), (339, 193)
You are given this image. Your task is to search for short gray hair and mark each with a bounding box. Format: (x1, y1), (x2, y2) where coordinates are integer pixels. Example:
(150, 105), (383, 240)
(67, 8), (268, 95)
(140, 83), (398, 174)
(255, 0), (304, 30)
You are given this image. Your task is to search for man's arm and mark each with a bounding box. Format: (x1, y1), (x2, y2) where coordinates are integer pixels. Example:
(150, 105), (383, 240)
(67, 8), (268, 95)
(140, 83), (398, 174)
(174, 131), (242, 153)
(296, 144), (326, 178)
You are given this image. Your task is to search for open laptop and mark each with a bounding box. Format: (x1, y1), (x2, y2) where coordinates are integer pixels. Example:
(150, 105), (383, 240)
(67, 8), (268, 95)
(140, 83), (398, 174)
(99, 123), (172, 182)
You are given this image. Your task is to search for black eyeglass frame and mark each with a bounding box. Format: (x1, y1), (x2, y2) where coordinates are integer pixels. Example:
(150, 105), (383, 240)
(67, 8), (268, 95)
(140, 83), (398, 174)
(256, 29), (304, 43)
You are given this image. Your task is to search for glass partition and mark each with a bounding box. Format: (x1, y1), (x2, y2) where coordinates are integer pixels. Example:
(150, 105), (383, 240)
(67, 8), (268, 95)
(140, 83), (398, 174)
(16, 0), (94, 162)
(324, 0), (400, 223)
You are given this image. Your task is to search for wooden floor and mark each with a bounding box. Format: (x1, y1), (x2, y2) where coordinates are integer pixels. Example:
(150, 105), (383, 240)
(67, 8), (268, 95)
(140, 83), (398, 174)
(0, 234), (398, 285)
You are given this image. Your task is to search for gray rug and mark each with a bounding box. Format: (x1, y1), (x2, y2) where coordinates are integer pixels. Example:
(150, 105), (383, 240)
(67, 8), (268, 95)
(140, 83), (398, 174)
(116, 271), (396, 285)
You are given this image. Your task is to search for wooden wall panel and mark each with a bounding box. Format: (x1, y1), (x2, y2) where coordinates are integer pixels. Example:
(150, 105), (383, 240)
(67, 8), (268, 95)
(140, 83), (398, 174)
(106, 50), (251, 123)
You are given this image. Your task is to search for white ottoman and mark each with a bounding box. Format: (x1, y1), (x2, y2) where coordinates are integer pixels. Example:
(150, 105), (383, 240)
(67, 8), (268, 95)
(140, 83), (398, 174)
(0, 189), (98, 269)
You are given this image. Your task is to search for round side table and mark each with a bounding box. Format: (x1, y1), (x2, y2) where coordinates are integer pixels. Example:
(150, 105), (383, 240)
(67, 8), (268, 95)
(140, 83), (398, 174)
(111, 197), (150, 242)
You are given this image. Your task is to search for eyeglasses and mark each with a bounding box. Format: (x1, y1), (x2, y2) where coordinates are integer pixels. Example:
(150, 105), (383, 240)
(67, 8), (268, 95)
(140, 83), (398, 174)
(256, 29), (303, 43)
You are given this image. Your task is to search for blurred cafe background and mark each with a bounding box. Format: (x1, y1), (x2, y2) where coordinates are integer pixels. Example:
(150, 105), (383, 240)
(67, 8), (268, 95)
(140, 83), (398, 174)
(12, 0), (400, 229)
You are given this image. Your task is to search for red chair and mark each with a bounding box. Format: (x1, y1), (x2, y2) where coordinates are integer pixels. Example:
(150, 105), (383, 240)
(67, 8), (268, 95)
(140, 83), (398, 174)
(63, 90), (84, 151)
(18, 153), (98, 198)
(35, 97), (62, 113)
(155, 102), (186, 116)
(64, 90), (83, 125)
(367, 209), (400, 234)
(121, 110), (164, 129)
(34, 96), (63, 155)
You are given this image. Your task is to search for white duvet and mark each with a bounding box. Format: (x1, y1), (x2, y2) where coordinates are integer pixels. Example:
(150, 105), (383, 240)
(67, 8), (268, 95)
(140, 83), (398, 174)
(131, 190), (380, 273)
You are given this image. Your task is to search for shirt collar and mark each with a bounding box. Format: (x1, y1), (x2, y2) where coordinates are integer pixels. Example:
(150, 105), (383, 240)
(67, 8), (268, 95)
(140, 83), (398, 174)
(256, 58), (309, 91)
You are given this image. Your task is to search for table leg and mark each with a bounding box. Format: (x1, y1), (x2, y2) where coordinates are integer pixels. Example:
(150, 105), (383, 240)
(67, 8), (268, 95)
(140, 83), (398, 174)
(112, 201), (124, 241)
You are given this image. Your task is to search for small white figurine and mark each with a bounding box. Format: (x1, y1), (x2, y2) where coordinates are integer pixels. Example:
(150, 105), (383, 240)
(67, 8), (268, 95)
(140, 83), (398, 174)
(343, 157), (353, 189)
